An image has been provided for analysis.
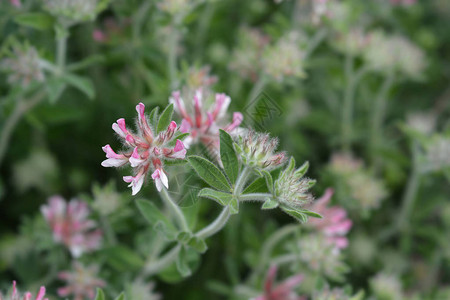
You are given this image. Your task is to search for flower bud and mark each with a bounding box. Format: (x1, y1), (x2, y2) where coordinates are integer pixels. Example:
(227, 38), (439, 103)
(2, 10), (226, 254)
(235, 130), (287, 171)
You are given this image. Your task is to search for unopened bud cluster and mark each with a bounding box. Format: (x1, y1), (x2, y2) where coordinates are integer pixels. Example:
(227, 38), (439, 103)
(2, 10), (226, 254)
(43, 0), (98, 22)
(235, 131), (287, 171)
(0, 44), (44, 87)
(274, 160), (314, 208)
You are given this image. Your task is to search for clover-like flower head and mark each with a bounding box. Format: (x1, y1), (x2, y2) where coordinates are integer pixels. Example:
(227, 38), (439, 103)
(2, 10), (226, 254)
(41, 196), (102, 258)
(101, 102), (187, 195)
(235, 130), (287, 171)
(274, 158), (315, 208)
(170, 90), (243, 154)
(0, 281), (47, 300)
(58, 262), (106, 300)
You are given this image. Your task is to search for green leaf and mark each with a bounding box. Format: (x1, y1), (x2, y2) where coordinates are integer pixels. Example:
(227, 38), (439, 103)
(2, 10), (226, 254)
(198, 188), (232, 206)
(164, 159), (188, 166)
(219, 130), (239, 183)
(229, 197), (239, 214)
(294, 161), (309, 178)
(102, 246), (145, 271)
(177, 231), (192, 244)
(114, 293), (126, 300)
(157, 103), (174, 133)
(187, 236), (208, 253)
(297, 209), (322, 219)
(149, 106), (159, 129)
(286, 157), (296, 173)
(46, 77), (67, 103)
(188, 156), (230, 191)
(62, 74), (95, 100)
(94, 289), (105, 300)
(280, 205), (308, 223)
(242, 177), (268, 194)
(262, 170), (274, 194)
(261, 198), (279, 209)
(176, 247), (192, 277)
(136, 199), (177, 239)
(67, 54), (105, 72)
(14, 13), (54, 30)
(154, 221), (176, 241)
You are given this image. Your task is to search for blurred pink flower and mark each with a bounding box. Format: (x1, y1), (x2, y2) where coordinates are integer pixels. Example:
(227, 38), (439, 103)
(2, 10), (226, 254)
(58, 262), (106, 300)
(307, 188), (353, 249)
(170, 90), (243, 154)
(92, 29), (107, 43)
(0, 281), (47, 300)
(101, 102), (187, 194)
(9, 0), (21, 7)
(41, 196), (102, 258)
(253, 265), (305, 300)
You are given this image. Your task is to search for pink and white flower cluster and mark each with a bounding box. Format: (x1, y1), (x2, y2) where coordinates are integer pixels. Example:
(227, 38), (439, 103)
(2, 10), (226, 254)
(0, 281), (47, 300)
(57, 262), (106, 300)
(253, 265), (304, 300)
(41, 196), (102, 258)
(101, 102), (187, 194)
(307, 188), (352, 249)
(170, 90), (243, 152)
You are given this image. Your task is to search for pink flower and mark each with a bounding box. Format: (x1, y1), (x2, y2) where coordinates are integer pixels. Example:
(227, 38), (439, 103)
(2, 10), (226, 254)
(92, 29), (107, 43)
(307, 188), (353, 249)
(0, 281), (48, 300)
(169, 90), (243, 153)
(102, 102), (187, 194)
(58, 262), (106, 300)
(253, 266), (305, 300)
(41, 196), (102, 258)
(9, 0), (21, 8)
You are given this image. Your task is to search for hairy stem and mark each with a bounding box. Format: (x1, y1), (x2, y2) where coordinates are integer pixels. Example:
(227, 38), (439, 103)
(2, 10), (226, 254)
(234, 166), (252, 195)
(248, 224), (299, 283)
(397, 142), (421, 234)
(196, 206), (231, 239)
(144, 244), (182, 276)
(160, 187), (190, 232)
(56, 31), (68, 73)
(0, 91), (46, 168)
(239, 193), (273, 202)
(369, 73), (395, 165)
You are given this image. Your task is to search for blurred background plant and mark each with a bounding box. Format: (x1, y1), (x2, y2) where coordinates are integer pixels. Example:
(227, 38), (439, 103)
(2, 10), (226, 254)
(1, 0), (449, 299)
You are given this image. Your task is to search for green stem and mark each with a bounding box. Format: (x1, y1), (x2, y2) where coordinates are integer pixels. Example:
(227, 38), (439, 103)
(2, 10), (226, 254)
(397, 142), (421, 233)
(144, 244), (182, 276)
(0, 91), (46, 168)
(369, 73), (395, 165)
(239, 193), (273, 202)
(248, 224), (299, 283)
(234, 166), (252, 195)
(304, 28), (328, 59)
(160, 187), (190, 232)
(196, 206), (231, 239)
(100, 215), (117, 245)
(56, 31), (68, 73)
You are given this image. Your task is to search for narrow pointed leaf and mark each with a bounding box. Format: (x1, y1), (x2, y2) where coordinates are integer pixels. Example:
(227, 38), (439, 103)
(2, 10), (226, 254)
(262, 170), (274, 194)
(188, 156), (230, 191)
(157, 103), (174, 133)
(219, 130), (239, 183)
(242, 177), (268, 194)
(261, 198), (279, 209)
(114, 293), (126, 300)
(176, 247), (192, 277)
(280, 205), (308, 223)
(94, 289), (105, 300)
(187, 237), (208, 253)
(136, 199), (177, 238)
(294, 161), (309, 178)
(149, 106), (159, 129)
